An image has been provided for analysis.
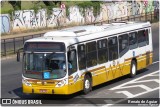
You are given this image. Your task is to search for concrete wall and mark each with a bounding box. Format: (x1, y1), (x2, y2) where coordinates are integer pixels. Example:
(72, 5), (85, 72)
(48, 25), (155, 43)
(0, 14), (10, 33)
(1, 1), (158, 33)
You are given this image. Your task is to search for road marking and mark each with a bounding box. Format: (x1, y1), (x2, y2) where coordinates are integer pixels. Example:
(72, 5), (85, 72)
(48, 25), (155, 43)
(151, 61), (159, 65)
(110, 70), (159, 90)
(111, 84), (152, 91)
(11, 96), (19, 98)
(131, 79), (160, 84)
(102, 70), (160, 106)
(116, 91), (134, 98)
(102, 87), (159, 106)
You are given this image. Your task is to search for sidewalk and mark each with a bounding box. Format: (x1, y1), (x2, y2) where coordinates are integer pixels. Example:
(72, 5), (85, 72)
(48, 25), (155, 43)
(1, 28), (55, 40)
(1, 23), (79, 40)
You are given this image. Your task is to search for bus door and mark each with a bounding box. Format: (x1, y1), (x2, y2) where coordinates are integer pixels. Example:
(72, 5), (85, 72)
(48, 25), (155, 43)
(118, 33), (130, 76)
(138, 29), (150, 68)
(107, 36), (119, 80)
(67, 46), (82, 93)
(145, 29), (150, 66)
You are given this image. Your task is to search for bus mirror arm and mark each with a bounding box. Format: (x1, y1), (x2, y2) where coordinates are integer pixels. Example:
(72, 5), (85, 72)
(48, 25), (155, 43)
(17, 48), (23, 62)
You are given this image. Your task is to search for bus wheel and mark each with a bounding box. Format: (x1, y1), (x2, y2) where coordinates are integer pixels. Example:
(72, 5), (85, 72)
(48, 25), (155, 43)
(83, 75), (92, 94)
(130, 60), (137, 78)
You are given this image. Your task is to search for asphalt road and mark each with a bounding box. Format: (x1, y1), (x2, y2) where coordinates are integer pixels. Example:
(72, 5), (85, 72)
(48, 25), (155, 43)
(1, 22), (159, 106)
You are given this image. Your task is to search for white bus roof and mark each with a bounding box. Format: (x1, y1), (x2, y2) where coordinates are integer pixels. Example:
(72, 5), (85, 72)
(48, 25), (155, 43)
(26, 21), (151, 46)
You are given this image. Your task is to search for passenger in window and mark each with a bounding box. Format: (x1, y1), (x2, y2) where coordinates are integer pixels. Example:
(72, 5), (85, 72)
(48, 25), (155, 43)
(59, 61), (72, 70)
(50, 60), (59, 69)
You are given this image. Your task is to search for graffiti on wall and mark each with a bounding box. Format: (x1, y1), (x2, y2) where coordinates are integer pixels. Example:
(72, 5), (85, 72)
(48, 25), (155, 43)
(1, 1), (156, 33)
(36, 9), (47, 28)
(132, 1), (142, 15)
(67, 6), (84, 24)
(47, 8), (65, 27)
(0, 14), (10, 33)
(13, 9), (46, 31)
(101, 2), (128, 20)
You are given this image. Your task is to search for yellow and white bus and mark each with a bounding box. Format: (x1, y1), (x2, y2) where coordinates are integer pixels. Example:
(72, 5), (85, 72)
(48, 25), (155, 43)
(17, 21), (153, 95)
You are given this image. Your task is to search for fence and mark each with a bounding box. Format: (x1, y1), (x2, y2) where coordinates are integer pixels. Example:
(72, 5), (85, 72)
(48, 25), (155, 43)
(1, 11), (159, 56)
(1, 34), (44, 56)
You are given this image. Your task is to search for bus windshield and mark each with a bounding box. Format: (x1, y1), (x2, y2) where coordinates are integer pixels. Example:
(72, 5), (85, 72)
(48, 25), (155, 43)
(23, 52), (67, 79)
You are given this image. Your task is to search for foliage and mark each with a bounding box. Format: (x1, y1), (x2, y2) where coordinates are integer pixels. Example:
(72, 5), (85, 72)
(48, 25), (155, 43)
(77, 1), (102, 17)
(31, 6), (39, 14)
(8, 1), (21, 10)
(1, 1), (14, 14)
(64, 1), (102, 17)
(2, 1), (102, 17)
(42, 1), (61, 6)
(65, 5), (70, 17)
(46, 6), (53, 17)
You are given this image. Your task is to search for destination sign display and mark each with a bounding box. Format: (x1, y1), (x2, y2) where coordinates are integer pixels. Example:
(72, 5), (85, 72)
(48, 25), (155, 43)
(24, 42), (65, 52)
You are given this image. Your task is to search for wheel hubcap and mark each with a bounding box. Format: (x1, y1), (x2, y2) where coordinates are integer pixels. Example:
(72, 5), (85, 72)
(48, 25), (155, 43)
(85, 79), (90, 89)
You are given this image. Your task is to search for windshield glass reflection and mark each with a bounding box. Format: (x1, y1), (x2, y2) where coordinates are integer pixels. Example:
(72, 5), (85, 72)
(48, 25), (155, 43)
(23, 53), (66, 79)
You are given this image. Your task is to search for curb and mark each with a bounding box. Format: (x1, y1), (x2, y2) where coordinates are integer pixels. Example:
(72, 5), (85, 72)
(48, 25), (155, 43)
(1, 54), (17, 61)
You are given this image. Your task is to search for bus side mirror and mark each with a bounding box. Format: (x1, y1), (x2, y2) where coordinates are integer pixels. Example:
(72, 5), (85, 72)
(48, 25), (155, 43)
(17, 48), (23, 62)
(17, 51), (20, 62)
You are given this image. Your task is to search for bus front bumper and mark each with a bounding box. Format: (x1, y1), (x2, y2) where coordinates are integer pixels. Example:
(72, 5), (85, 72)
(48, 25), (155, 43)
(22, 84), (69, 95)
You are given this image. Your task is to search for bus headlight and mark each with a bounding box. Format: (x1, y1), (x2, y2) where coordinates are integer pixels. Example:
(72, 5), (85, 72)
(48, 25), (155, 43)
(22, 79), (32, 86)
(55, 80), (66, 87)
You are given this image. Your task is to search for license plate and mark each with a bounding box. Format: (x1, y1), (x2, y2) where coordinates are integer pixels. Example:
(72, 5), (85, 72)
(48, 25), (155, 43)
(39, 89), (47, 93)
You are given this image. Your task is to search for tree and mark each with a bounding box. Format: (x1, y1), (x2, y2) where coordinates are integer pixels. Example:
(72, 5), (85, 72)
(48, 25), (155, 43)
(8, 1), (21, 10)
(42, 1), (61, 6)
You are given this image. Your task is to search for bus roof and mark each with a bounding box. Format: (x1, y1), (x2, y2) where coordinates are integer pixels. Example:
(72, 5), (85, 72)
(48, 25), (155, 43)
(26, 21), (151, 46)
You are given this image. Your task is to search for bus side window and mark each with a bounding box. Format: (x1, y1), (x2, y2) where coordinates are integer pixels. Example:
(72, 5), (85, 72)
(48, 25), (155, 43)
(108, 37), (118, 61)
(145, 29), (149, 45)
(97, 39), (108, 64)
(118, 34), (129, 57)
(129, 32), (138, 49)
(86, 41), (97, 67)
(138, 30), (146, 47)
(78, 44), (86, 70)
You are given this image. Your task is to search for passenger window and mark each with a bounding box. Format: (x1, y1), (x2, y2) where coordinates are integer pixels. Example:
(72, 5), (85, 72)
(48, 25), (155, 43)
(68, 50), (77, 75)
(86, 41), (97, 67)
(138, 30), (146, 47)
(108, 37), (118, 61)
(97, 39), (108, 64)
(119, 34), (129, 57)
(129, 32), (138, 49)
(145, 29), (149, 45)
(78, 44), (86, 70)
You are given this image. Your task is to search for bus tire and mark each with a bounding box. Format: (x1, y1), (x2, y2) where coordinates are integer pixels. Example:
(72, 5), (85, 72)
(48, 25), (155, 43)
(130, 60), (137, 78)
(83, 75), (92, 94)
